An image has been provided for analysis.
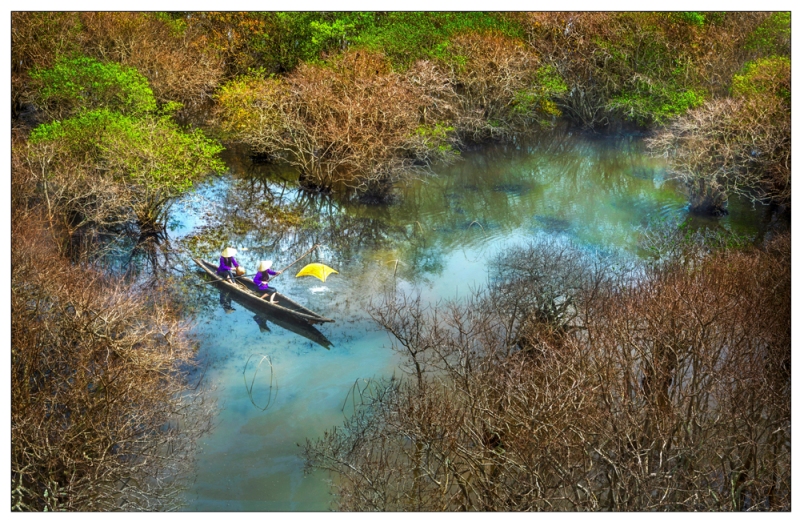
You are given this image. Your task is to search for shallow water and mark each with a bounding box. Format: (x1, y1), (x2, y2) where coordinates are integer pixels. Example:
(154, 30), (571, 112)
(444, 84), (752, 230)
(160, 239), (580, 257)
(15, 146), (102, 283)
(173, 129), (766, 511)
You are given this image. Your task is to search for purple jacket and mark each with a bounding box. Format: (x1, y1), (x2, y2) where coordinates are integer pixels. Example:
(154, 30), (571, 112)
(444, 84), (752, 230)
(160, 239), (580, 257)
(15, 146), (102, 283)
(253, 269), (277, 291)
(217, 256), (239, 273)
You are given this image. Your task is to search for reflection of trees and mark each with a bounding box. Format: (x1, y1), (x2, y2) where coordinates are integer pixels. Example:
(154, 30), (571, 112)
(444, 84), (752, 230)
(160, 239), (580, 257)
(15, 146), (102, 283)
(230, 135), (640, 248)
(182, 150), (448, 284)
(125, 233), (187, 280)
(193, 129), (670, 277)
(170, 127), (730, 296)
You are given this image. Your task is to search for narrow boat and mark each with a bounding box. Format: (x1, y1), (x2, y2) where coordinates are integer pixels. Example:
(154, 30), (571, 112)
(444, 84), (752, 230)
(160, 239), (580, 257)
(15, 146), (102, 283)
(193, 258), (334, 324)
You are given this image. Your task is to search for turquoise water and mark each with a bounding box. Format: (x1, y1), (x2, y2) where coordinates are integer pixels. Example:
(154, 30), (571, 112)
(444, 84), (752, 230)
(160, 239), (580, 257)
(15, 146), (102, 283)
(173, 129), (766, 510)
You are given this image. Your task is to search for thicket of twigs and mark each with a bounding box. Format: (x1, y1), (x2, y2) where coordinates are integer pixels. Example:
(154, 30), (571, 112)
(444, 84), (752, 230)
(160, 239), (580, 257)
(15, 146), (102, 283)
(11, 212), (214, 510)
(214, 37), (563, 197)
(648, 56), (790, 215)
(214, 51), (460, 198)
(12, 12), (791, 210)
(305, 235), (790, 511)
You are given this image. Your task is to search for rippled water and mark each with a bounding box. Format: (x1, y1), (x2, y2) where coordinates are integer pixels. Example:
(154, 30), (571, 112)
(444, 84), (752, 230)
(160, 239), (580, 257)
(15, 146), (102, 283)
(173, 129), (766, 511)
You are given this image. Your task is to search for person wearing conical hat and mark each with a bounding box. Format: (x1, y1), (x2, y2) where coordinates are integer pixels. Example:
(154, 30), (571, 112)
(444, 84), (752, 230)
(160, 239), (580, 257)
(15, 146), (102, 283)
(253, 260), (283, 303)
(217, 247), (241, 282)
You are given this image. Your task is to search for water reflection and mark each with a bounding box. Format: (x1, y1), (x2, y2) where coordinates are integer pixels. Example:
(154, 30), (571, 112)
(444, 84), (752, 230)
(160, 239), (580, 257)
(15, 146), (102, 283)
(185, 128), (769, 294)
(173, 127), (768, 511)
(215, 286), (333, 350)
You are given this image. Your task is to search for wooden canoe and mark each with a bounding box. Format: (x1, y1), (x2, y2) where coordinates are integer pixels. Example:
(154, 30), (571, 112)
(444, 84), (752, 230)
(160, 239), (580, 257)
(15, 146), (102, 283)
(193, 258), (334, 324)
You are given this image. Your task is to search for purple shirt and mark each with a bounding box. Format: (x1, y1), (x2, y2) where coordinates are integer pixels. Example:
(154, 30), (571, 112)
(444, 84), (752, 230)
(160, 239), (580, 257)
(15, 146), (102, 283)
(217, 256), (239, 273)
(253, 269), (277, 291)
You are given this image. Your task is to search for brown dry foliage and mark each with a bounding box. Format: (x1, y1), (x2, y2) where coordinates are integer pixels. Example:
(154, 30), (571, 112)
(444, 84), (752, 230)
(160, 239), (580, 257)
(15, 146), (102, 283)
(75, 13), (225, 111)
(185, 12), (281, 77)
(216, 50), (460, 196)
(515, 12), (769, 128)
(446, 32), (542, 140)
(12, 12), (225, 117)
(215, 35), (559, 194)
(583, 243), (790, 510)
(11, 12), (82, 118)
(647, 71), (791, 214)
(12, 131), (135, 261)
(306, 237), (790, 511)
(11, 214), (212, 510)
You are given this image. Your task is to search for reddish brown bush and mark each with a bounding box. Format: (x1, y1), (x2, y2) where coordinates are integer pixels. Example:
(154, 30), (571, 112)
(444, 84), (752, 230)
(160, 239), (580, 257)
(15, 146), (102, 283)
(216, 50), (460, 196)
(11, 12), (83, 118)
(648, 56), (790, 213)
(11, 215), (212, 511)
(445, 32), (544, 140)
(306, 236), (790, 511)
(76, 13), (225, 112)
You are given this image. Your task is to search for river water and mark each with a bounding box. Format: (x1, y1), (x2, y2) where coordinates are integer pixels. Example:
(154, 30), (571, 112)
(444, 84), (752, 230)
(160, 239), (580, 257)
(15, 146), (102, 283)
(170, 128), (766, 511)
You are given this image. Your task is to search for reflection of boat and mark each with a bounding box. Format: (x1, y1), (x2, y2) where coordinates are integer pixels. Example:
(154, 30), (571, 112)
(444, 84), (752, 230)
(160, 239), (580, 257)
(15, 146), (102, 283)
(220, 287), (333, 349)
(193, 258), (334, 324)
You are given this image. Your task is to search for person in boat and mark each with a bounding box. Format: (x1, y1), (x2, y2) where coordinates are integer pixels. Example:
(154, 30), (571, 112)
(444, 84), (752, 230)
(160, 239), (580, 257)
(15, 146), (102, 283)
(218, 247), (242, 282)
(253, 260), (282, 303)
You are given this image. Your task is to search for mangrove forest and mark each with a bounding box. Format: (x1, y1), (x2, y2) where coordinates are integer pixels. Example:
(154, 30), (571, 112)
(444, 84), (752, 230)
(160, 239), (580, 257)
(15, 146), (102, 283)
(10, 11), (790, 511)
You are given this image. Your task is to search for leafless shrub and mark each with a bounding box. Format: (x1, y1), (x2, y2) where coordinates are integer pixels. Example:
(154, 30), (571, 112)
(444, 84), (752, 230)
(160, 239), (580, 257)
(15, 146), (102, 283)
(403, 59), (462, 125)
(517, 12), (631, 129)
(13, 133), (135, 261)
(11, 12), (82, 118)
(11, 215), (213, 511)
(489, 238), (611, 339)
(585, 240), (789, 510)
(446, 32), (544, 140)
(306, 233), (790, 511)
(648, 88), (790, 214)
(216, 50), (460, 197)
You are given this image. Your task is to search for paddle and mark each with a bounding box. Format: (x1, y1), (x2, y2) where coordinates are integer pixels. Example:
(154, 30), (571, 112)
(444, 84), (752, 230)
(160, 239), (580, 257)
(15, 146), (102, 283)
(193, 270), (257, 287)
(269, 243), (321, 281)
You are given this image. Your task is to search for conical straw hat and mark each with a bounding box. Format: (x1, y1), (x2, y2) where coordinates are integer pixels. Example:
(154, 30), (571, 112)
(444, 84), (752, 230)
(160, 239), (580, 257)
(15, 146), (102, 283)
(258, 260), (273, 272)
(221, 247), (237, 258)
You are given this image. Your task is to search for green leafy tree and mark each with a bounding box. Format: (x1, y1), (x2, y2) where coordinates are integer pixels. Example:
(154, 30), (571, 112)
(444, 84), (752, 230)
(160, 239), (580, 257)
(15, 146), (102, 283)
(27, 56), (224, 234)
(745, 12), (790, 56)
(30, 108), (225, 231)
(29, 56), (157, 119)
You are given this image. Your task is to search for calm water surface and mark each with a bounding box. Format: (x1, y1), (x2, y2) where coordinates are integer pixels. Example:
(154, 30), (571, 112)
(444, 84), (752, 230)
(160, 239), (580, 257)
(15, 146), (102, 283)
(172, 129), (765, 510)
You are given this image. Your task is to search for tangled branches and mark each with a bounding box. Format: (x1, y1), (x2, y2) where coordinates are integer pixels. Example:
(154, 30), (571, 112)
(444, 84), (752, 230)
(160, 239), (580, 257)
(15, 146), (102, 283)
(216, 50), (460, 198)
(215, 38), (563, 198)
(648, 56), (790, 214)
(305, 236), (790, 511)
(11, 216), (213, 511)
